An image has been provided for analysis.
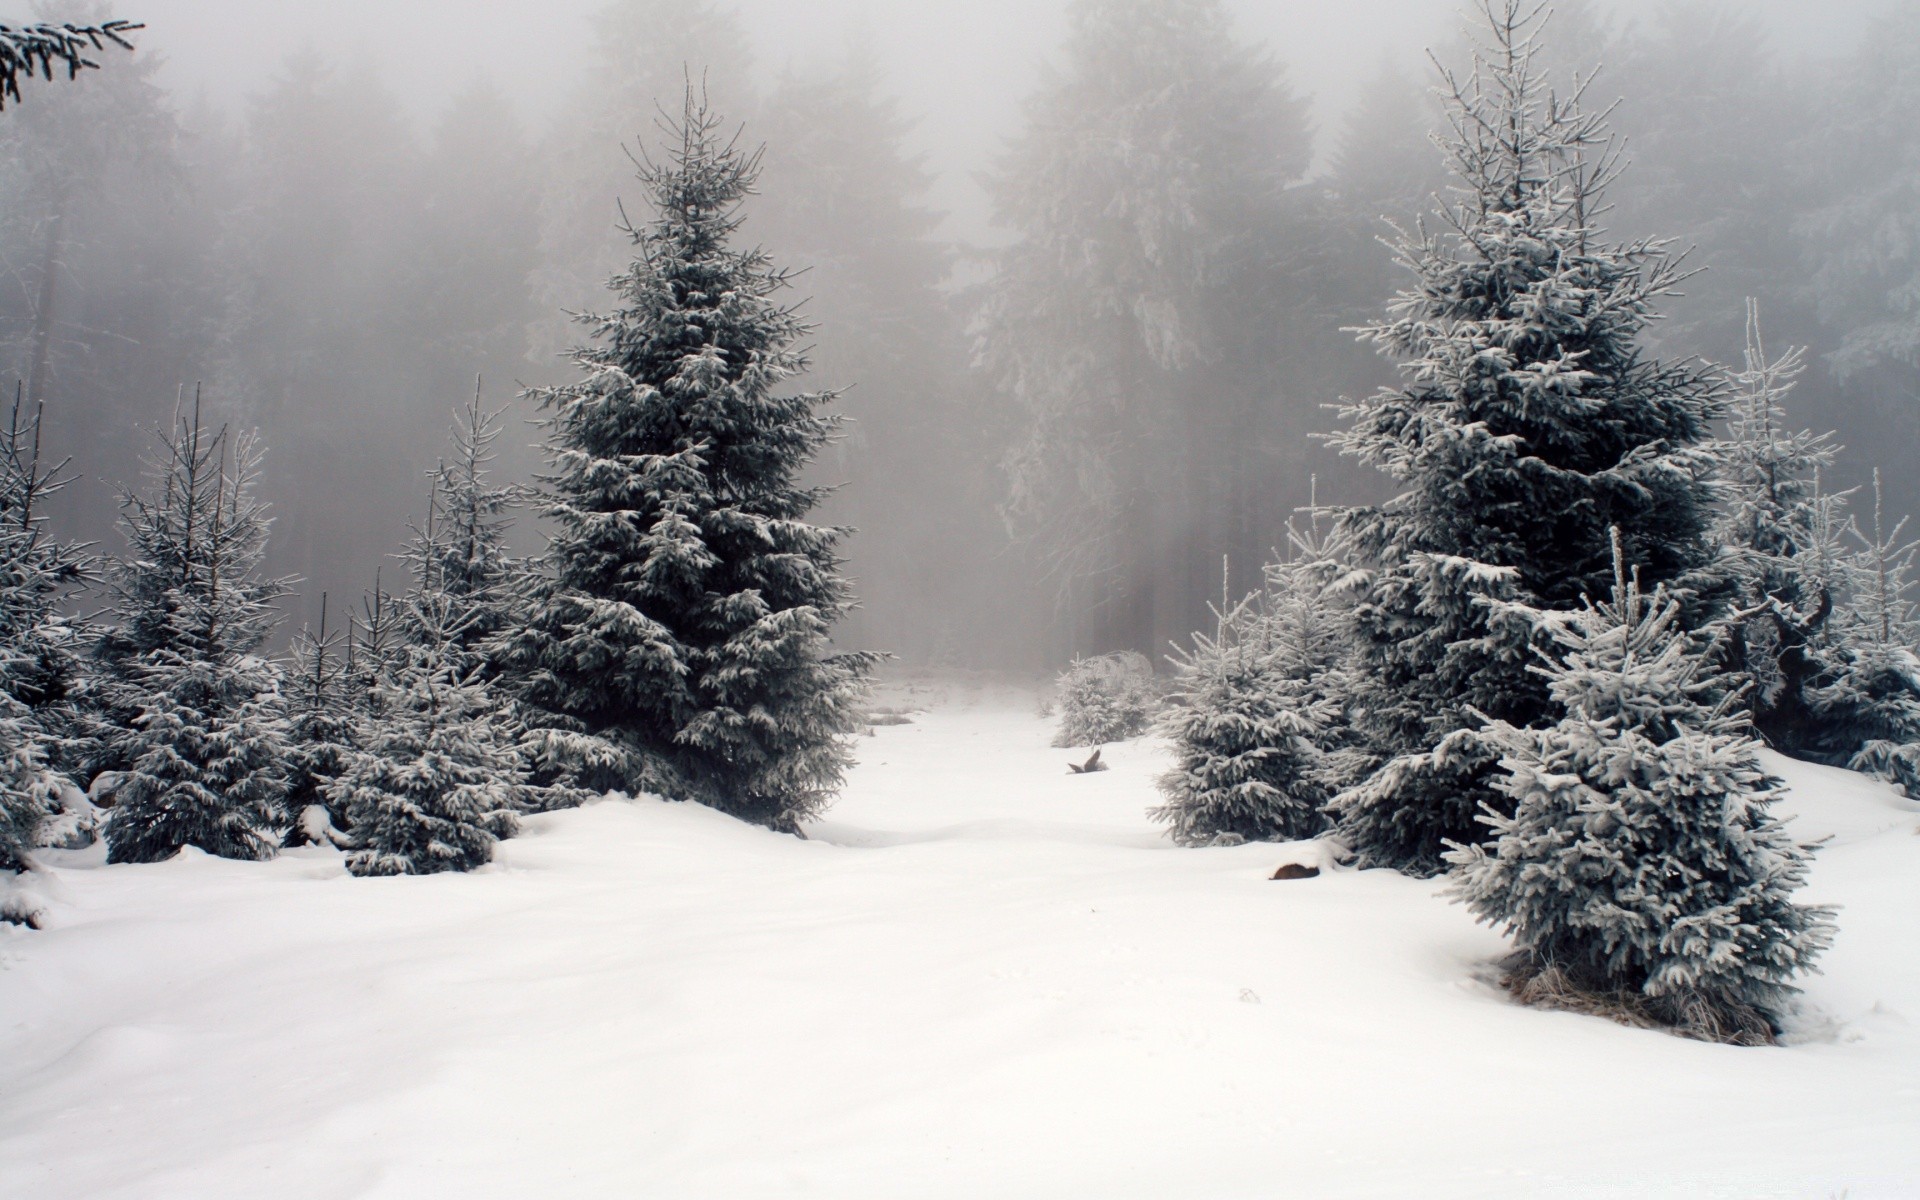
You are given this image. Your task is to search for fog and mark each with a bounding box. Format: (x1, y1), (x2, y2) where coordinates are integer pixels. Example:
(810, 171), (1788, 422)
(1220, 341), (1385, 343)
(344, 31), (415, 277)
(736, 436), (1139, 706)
(2, 0), (1908, 668)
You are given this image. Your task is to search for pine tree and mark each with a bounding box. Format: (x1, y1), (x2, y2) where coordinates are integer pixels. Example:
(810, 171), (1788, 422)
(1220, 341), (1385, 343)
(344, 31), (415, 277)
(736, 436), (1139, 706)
(332, 593), (520, 877)
(98, 399), (291, 863)
(1448, 535), (1836, 1043)
(1325, 2), (1724, 875)
(279, 595), (354, 848)
(406, 380), (520, 668)
(1051, 651), (1156, 749)
(496, 91), (875, 832)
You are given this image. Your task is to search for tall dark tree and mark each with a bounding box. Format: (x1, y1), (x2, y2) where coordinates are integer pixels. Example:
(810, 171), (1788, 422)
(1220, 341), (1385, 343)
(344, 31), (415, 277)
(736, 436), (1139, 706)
(499, 93), (875, 832)
(753, 44), (999, 665)
(1326, 2), (1724, 876)
(978, 0), (1312, 659)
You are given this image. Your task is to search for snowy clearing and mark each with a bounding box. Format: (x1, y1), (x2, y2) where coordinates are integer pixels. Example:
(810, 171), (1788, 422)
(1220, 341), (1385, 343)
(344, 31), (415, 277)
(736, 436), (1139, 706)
(3, 677), (1918, 1199)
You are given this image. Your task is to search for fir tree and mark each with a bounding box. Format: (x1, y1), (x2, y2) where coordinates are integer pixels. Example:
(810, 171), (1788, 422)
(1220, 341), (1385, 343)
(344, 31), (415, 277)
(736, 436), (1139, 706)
(1052, 651), (1156, 749)
(406, 380), (520, 670)
(0, 16), (138, 110)
(333, 593), (520, 877)
(0, 394), (90, 886)
(99, 399), (291, 863)
(496, 91), (875, 832)
(1713, 302), (1851, 755)
(1813, 471), (1920, 794)
(279, 595), (354, 848)
(1151, 543), (1346, 846)
(1448, 534), (1836, 1043)
(1325, 2), (1723, 875)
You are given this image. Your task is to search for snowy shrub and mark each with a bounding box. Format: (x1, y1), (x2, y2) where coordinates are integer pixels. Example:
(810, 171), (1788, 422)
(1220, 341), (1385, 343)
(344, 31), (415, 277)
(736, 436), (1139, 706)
(1448, 541), (1837, 1043)
(1051, 652), (1156, 748)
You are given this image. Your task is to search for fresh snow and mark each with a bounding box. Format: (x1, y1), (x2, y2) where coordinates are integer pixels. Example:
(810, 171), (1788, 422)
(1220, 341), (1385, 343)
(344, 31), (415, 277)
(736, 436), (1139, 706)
(2, 677), (1917, 1198)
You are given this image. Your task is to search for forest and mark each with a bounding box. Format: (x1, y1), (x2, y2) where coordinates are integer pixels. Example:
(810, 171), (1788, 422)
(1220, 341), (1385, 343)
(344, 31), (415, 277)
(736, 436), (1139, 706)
(1, 0), (1918, 1193)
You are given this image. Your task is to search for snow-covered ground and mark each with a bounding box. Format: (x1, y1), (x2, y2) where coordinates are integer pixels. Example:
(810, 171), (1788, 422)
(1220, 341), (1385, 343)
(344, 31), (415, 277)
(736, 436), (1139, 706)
(3, 675), (1918, 1199)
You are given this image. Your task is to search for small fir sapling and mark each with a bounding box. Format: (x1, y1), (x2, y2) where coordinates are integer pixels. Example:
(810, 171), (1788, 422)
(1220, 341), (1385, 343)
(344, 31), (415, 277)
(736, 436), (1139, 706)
(1051, 651), (1157, 748)
(1713, 301), (1854, 755)
(100, 400), (291, 864)
(1152, 532), (1353, 846)
(1816, 470), (1920, 793)
(332, 593), (521, 877)
(280, 595), (354, 848)
(1448, 532), (1837, 1044)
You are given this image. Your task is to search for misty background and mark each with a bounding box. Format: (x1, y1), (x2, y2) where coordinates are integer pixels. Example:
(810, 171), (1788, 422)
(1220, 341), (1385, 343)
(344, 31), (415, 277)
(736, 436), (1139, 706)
(1, 0), (1909, 668)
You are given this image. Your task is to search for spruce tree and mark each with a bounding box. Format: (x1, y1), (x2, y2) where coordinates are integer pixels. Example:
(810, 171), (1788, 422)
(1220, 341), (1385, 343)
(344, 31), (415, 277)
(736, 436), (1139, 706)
(98, 401), (291, 863)
(279, 597), (354, 848)
(409, 380), (520, 667)
(1448, 535), (1836, 1043)
(1814, 471), (1920, 793)
(333, 593), (520, 877)
(1152, 521), (1355, 846)
(0, 395), (90, 901)
(496, 91), (875, 832)
(1325, 1), (1723, 875)
(1713, 302), (1852, 755)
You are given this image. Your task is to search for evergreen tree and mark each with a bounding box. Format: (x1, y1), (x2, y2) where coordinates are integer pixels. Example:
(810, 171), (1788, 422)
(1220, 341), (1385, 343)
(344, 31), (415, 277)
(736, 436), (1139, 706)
(1326, 2), (1723, 875)
(279, 596), (353, 848)
(407, 381), (520, 666)
(98, 400), (290, 863)
(333, 592), (520, 877)
(1713, 302), (1852, 755)
(1813, 471), (1920, 794)
(979, 0), (1311, 658)
(0, 15), (137, 110)
(1151, 540), (1347, 846)
(1052, 651), (1156, 749)
(497, 91), (875, 832)
(0, 394), (89, 922)
(1448, 535), (1836, 1043)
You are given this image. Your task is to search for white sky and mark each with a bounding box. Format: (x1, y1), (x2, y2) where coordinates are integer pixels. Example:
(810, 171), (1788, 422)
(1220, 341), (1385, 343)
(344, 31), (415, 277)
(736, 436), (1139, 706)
(126, 0), (1888, 240)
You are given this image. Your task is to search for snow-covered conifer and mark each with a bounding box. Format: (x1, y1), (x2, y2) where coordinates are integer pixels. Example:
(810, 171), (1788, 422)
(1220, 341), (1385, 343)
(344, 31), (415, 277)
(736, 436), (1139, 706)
(98, 401), (291, 864)
(1052, 652), (1156, 749)
(1812, 471), (1920, 793)
(1713, 302), (1854, 754)
(0, 396), (90, 907)
(280, 598), (354, 848)
(495, 90), (875, 832)
(1152, 515), (1358, 847)
(1449, 533), (1836, 1043)
(1326, 2), (1723, 875)
(333, 593), (520, 877)
(407, 380), (520, 668)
